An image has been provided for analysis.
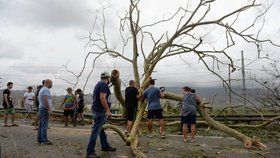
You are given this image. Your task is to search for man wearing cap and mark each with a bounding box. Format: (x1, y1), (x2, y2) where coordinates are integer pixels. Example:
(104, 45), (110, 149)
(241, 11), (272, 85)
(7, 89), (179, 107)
(86, 71), (116, 158)
(61, 87), (76, 127)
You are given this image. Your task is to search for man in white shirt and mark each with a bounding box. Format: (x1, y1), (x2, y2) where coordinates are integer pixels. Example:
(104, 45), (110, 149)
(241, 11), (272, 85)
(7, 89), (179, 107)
(24, 86), (35, 121)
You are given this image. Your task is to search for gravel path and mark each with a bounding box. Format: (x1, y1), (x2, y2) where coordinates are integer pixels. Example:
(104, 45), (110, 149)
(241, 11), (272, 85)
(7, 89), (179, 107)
(1, 122), (279, 158)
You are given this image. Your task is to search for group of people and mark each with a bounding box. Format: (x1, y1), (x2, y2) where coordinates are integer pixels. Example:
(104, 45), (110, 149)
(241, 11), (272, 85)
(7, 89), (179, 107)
(86, 71), (201, 158)
(60, 87), (85, 127)
(2, 71), (201, 158)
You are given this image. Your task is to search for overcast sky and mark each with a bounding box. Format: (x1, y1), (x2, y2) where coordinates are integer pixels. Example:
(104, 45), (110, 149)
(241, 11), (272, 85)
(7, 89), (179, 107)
(0, 0), (279, 95)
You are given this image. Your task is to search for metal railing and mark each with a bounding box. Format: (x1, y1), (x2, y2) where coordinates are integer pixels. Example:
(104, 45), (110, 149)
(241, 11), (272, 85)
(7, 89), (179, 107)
(1, 108), (279, 123)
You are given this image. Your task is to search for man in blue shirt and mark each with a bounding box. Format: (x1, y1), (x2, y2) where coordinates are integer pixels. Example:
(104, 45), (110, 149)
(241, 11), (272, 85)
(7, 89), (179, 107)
(142, 79), (165, 138)
(86, 71), (116, 158)
(37, 79), (53, 145)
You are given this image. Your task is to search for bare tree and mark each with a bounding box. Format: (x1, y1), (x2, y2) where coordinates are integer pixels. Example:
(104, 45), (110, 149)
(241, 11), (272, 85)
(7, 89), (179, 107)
(249, 60), (280, 112)
(63, 0), (280, 157)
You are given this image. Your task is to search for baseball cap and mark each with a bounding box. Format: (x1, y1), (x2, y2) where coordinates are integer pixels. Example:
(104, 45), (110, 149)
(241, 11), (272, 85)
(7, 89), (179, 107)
(101, 71), (111, 78)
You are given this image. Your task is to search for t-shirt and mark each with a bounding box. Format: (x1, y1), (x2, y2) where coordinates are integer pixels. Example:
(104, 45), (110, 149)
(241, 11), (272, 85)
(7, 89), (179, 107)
(125, 87), (139, 109)
(24, 92), (35, 105)
(181, 92), (197, 116)
(64, 94), (75, 109)
(2, 88), (13, 109)
(38, 87), (52, 110)
(77, 93), (84, 107)
(143, 86), (162, 110)
(91, 81), (111, 113)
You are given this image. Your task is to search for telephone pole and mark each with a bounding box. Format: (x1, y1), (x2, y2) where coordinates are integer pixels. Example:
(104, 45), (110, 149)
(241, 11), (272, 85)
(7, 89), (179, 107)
(241, 51), (247, 113)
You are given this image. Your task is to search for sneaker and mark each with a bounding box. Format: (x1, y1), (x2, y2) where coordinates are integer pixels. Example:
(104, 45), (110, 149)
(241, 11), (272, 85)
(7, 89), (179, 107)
(86, 153), (100, 158)
(73, 124), (76, 127)
(41, 140), (53, 145)
(147, 134), (153, 138)
(101, 146), (116, 152)
(183, 139), (187, 143)
(64, 124), (68, 127)
(11, 124), (19, 127)
(160, 133), (166, 139)
(3, 124), (11, 127)
(190, 139), (196, 143)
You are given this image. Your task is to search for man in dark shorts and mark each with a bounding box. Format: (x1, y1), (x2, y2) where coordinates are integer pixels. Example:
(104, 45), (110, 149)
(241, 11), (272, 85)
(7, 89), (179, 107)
(181, 86), (201, 143)
(142, 79), (165, 138)
(75, 88), (85, 124)
(2, 82), (18, 127)
(125, 80), (139, 136)
(86, 71), (116, 158)
(61, 87), (76, 127)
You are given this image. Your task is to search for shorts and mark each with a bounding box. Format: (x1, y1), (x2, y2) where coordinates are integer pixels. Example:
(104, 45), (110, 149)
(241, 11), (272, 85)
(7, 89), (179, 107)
(147, 109), (163, 120)
(4, 108), (15, 115)
(126, 107), (137, 121)
(25, 103), (33, 112)
(64, 109), (74, 116)
(77, 106), (84, 114)
(181, 115), (196, 125)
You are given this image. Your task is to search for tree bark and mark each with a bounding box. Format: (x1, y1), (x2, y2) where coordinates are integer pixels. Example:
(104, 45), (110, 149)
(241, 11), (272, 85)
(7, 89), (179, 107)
(111, 69), (126, 117)
(126, 101), (147, 144)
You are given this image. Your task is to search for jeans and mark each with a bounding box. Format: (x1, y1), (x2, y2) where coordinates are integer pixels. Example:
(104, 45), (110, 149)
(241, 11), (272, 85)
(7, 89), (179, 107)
(37, 108), (49, 143)
(86, 112), (110, 155)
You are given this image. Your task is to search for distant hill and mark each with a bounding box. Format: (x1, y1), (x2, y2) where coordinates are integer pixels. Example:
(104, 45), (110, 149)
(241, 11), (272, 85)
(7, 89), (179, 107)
(165, 87), (261, 107)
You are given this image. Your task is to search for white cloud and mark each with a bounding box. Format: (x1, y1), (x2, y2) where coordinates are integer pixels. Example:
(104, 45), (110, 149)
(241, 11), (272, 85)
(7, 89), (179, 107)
(0, 0), (279, 94)
(0, 38), (24, 59)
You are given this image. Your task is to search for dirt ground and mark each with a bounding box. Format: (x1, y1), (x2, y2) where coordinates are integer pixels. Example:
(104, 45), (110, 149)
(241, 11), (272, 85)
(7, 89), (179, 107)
(0, 121), (280, 158)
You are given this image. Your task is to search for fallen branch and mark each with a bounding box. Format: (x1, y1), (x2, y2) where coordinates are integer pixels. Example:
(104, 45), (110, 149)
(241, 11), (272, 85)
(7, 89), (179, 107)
(102, 123), (147, 158)
(227, 116), (280, 128)
(130, 135), (147, 158)
(103, 124), (126, 142)
(164, 92), (267, 150)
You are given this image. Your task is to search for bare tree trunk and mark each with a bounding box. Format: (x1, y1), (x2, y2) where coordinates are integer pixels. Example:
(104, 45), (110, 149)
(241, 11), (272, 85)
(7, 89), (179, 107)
(110, 69), (148, 157)
(126, 101), (146, 144)
(111, 69), (126, 117)
(111, 70), (267, 158)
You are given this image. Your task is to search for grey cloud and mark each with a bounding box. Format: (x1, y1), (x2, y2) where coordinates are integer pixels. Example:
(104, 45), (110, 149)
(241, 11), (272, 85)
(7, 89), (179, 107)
(0, 39), (23, 59)
(11, 64), (60, 75)
(0, 0), (93, 29)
